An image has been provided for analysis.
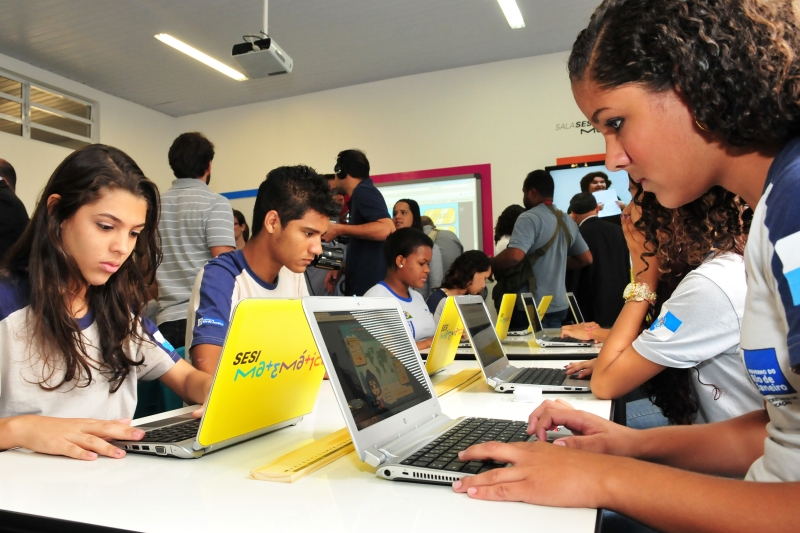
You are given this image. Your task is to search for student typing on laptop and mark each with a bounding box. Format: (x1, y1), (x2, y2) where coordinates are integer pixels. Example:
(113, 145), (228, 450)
(364, 228), (436, 351)
(0, 145), (211, 460)
(563, 183), (760, 427)
(187, 166), (339, 374)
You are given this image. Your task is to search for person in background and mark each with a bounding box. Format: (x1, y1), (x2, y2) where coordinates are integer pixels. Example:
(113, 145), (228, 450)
(306, 173), (347, 296)
(393, 199), (442, 299)
(323, 150), (393, 296)
(364, 228), (436, 351)
(0, 159), (29, 261)
(580, 170), (626, 212)
(493, 170), (592, 328)
(566, 191), (630, 327)
(426, 250), (492, 324)
(493, 205), (525, 255)
(565, 183), (761, 429)
(421, 215), (463, 276)
(0, 144), (211, 460)
(454, 1), (800, 530)
(232, 210), (249, 250)
(156, 132), (235, 351)
(186, 166), (338, 374)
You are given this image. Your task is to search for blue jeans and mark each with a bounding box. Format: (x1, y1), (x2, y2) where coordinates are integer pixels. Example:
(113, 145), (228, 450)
(626, 398), (669, 429)
(542, 309), (568, 329)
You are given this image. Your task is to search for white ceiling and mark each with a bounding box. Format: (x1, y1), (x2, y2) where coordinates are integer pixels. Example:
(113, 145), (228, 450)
(0, 0), (598, 117)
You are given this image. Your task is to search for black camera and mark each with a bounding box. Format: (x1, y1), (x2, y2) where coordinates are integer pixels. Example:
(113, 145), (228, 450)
(311, 243), (345, 270)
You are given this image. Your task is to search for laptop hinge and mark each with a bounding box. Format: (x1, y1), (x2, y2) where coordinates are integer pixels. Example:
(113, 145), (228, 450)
(376, 413), (456, 465)
(364, 447), (386, 468)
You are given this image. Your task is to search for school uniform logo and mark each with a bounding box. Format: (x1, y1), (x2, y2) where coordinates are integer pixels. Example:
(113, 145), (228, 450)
(198, 317), (225, 328)
(404, 311), (412, 320)
(774, 231), (800, 305)
(648, 311), (682, 341)
(743, 348), (797, 396)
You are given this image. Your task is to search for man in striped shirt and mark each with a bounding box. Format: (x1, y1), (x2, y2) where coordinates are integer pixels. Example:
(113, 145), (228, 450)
(156, 132), (235, 350)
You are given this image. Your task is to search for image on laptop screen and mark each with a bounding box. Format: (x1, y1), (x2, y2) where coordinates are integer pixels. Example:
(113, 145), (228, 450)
(312, 309), (432, 431)
(521, 293), (543, 333)
(458, 301), (505, 368)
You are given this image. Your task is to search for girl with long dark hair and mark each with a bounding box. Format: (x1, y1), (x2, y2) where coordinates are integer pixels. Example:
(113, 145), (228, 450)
(426, 250), (492, 325)
(454, 1), (800, 529)
(0, 145), (211, 460)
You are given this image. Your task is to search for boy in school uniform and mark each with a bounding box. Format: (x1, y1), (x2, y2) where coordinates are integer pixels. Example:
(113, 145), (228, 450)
(186, 165), (339, 375)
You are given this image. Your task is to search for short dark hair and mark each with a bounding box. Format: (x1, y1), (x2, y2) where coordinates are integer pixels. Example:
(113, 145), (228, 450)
(442, 250), (491, 290)
(569, 192), (598, 215)
(251, 165), (339, 237)
(494, 204), (526, 243)
(522, 170), (554, 198)
(334, 149), (370, 180)
(168, 132), (215, 179)
(0, 159), (16, 189)
(395, 198), (422, 230)
(383, 228), (433, 269)
(580, 171), (611, 192)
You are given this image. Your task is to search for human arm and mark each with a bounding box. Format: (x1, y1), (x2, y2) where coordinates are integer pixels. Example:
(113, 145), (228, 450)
(492, 247), (525, 271)
(560, 322), (609, 342)
(206, 201), (236, 254)
(325, 269), (341, 294)
(0, 415), (145, 460)
(190, 343), (223, 375)
(416, 338), (433, 351)
(209, 245), (234, 257)
(566, 250), (592, 269)
(322, 218), (394, 242)
(158, 358), (212, 406)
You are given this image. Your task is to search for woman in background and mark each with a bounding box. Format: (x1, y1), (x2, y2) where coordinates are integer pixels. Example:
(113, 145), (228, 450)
(232, 209), (249, 250)
(426, 250), (492, 324)
(392, 199), (442, 299)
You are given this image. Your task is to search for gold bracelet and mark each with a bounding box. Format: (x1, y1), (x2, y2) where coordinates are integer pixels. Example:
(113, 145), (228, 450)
(623, 282), (656, 305)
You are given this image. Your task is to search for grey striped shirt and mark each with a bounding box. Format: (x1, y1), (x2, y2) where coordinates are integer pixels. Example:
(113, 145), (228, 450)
(156, 178), (235, 324)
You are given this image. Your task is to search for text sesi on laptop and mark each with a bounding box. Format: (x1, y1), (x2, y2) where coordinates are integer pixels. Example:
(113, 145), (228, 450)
(302, 296), (534, 485)
(566, 292), (586, 324)
(453, 295), (590, 392)
(521, 293), (593, 348)
(114, 298), (326, 458)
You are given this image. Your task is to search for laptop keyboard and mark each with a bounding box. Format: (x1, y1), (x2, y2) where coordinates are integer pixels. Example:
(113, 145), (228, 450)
(540, 335), (588, 344)
(139, 419), (201, 443)
(509, 367), (568, 386)
(399, 418), (531, 474)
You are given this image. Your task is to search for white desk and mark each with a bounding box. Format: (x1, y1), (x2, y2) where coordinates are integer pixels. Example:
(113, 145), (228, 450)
(0, 361), (611, 533)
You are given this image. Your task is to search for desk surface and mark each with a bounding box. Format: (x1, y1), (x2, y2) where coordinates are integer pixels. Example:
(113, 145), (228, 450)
(0, 361), (610, 533)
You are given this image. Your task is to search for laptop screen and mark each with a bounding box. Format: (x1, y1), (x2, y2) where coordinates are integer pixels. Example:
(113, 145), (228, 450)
(312, 309), (432, 431)
(521, 293), (543, 333)
(567, 293), (585, 323)
(457, 301), (506, 369)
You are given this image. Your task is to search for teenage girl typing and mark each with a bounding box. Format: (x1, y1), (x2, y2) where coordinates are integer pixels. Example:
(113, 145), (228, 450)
(0, 145), (211, 460)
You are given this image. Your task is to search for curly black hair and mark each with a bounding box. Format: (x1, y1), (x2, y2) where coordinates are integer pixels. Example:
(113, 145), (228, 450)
(494, 204), (526, 244)
(569, 0), (800, 146)
(630, 181), (746, 425)
(441, 250), (491, 291)
(168, 132), (214, 179)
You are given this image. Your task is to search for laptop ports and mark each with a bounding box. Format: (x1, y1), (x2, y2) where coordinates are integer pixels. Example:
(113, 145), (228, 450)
(155, 446), (167, 455)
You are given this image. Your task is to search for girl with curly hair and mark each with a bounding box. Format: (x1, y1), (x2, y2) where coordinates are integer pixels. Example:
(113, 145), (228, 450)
(454, 1), (800, 530)
(0, 145), (211, 461)
(562, 181), (761, 427)
(425, 250), (492, 325)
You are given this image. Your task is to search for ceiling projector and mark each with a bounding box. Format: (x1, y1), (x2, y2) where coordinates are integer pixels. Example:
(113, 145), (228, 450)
(232, 37), (293, 78)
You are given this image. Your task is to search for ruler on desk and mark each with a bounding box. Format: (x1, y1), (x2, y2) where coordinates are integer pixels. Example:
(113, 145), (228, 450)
(250, 368), (482, 483)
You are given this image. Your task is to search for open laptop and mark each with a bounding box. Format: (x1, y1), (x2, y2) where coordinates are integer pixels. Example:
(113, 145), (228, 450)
(520, 293), (593, 348)
(566, 292), (586, 324)
(453, 295), (590, 393)
(425, 297), (464, 375)
(114, 298), (326, 458)
(495, 293), (552, 338)
(302, 296), (536, 485)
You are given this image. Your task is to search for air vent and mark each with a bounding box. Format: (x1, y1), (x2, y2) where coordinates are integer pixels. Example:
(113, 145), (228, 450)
(412, 471), (459, 482)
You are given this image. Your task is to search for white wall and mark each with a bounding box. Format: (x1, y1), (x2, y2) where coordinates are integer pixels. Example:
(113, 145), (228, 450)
(0, 50), (607, 232)
(0, 52), (178, 211)
(178, 51), (606, 223)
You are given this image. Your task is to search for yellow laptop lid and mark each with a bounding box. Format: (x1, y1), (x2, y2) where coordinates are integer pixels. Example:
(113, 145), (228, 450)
(425, 297), (464, 374)
(197, 299), (325, 447)
(537, 295), (553, 319)
(495, 294), (517, 339)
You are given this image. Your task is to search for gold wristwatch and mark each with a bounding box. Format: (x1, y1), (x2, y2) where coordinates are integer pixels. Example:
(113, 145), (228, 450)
(623, 282), (657, 305)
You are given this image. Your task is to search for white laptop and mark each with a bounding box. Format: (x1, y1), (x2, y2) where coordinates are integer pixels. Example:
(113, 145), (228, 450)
(520, 293), (593, 347)
(453, 295), (590, 393)
(566, 292), (586, 324)
(301, 296), (535, 485)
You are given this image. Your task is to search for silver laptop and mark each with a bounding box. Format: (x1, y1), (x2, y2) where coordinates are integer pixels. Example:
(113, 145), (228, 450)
(301, 296), (536, 485)
(520, 293), (593, 347)
(566, 292), (586, 324)
(453, 295), (590, 393)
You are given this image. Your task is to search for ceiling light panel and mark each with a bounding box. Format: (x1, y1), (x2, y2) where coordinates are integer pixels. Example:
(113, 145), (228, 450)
(155, 33), (248, 81)
(497, 0), (525, 29)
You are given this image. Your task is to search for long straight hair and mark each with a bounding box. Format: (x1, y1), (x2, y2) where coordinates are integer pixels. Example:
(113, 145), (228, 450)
(1, 144), (162, 392)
